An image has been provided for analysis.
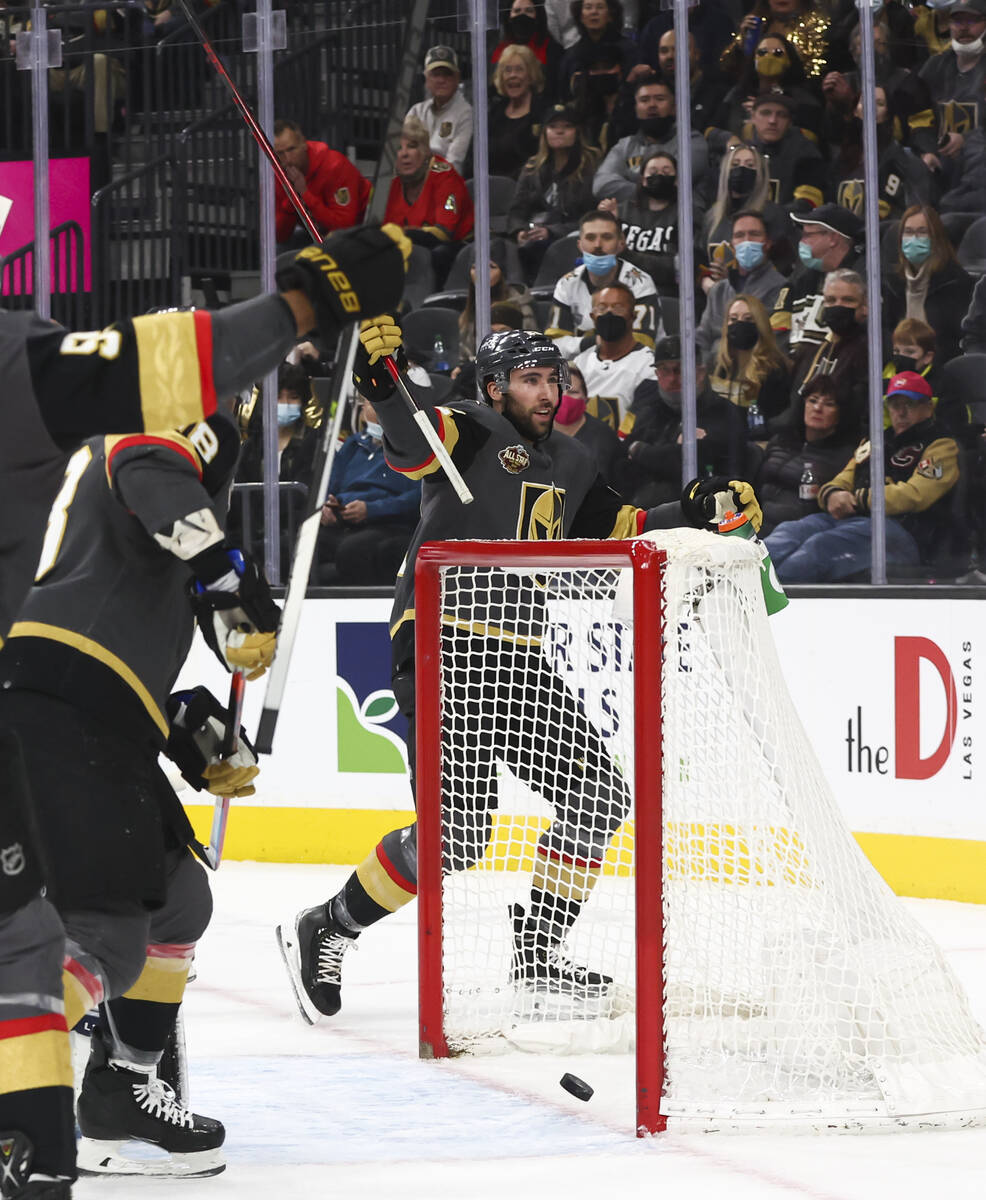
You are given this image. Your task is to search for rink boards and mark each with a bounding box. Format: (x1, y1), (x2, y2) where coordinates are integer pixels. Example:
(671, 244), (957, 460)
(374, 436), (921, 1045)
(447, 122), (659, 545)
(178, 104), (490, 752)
(175, 592), (986, 904)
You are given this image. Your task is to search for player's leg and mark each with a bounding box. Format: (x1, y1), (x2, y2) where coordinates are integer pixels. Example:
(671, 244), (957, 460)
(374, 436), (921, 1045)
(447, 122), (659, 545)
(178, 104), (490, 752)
(0, 727), (75, 1199)
(501, 649), (631, 1004)
(76, 848), (223, 1178)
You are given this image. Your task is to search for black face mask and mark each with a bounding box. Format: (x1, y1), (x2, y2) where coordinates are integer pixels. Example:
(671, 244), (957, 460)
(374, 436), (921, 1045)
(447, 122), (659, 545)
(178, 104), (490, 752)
(728, 165), (757, 197)
(726, 321), (759, 351)
(822, 304), (859, 335)
(507, 13), (538, 40)
(595, 312), (629, 341)
(639, 114), (674, 140)
(643, 174), (677, 201)
(893, 354), (920, 375)
(588, 73), (620, 96)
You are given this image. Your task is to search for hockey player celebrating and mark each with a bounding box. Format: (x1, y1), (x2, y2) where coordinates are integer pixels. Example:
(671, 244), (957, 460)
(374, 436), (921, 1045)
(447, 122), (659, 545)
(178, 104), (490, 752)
(0, 221), (409, 1198)
(277, 321), (761, 1025)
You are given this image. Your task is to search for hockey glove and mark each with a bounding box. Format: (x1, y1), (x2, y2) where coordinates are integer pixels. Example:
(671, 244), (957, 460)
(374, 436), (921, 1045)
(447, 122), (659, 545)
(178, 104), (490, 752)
(189, 545), (280, 680)
(275, 224), (411, 341)
(681, 477), (763, 532)
(353, 316), (405, 405)
(166, 687), (259, 798)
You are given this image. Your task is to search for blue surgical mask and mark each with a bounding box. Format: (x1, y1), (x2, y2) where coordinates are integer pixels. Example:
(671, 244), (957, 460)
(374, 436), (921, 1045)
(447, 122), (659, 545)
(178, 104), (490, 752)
(277, 403), (301, 427)
(798, 240), (824, 270)
(582, 251), (618, 275)
(734, 240), (765, 271)
(901, 235), (932, 266)
(365, 420), (384, 440)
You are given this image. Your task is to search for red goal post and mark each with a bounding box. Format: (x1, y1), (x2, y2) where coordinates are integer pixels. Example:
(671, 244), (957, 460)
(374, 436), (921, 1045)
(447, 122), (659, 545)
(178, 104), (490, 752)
(415, 538), (667, 1135)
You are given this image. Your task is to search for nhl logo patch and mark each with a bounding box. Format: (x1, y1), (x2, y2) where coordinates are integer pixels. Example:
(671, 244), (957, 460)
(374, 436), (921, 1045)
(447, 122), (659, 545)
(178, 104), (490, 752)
(439, 120), (453, 138)
(1, 842), (25, 877)
(499, 444), (530, 474)
(334, 186), (351, 206)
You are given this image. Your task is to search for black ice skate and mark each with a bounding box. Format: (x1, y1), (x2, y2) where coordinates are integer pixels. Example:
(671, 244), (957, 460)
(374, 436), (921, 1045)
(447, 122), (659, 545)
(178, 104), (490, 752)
(76, 1040), (224, 1178)
(0, 1130), (71, 1198)
(276, 904), (358, 1023)
(510, 903), (623, 1018)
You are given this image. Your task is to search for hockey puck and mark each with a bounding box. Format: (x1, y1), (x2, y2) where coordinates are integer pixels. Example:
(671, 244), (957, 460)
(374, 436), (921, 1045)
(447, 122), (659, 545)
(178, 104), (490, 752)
(560, 1072), (594, 1101)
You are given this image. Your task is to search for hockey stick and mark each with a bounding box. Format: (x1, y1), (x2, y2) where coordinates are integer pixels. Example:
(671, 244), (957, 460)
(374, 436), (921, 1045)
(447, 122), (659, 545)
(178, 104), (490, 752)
(177, 0), (472, 506)
(203, 667), (246, 870)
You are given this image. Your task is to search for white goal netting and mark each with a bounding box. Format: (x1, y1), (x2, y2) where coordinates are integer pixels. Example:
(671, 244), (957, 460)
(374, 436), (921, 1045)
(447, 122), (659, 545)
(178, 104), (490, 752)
(426, 530), (986, 1130)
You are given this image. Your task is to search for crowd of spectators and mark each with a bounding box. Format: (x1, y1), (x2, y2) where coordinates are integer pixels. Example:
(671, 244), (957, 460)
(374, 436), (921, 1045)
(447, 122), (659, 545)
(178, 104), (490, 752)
(253, 0), (986, 584)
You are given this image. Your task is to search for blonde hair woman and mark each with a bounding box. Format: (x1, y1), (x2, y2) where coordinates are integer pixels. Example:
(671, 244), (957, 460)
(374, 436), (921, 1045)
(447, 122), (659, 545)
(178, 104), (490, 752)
(710, 293), (791, 435)
(701, 144), (772, 292)
(489, 44), (548, 178)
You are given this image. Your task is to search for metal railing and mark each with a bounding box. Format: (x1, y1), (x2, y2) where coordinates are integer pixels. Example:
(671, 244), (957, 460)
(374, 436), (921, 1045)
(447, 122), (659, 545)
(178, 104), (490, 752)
(0, 219), (87, 327)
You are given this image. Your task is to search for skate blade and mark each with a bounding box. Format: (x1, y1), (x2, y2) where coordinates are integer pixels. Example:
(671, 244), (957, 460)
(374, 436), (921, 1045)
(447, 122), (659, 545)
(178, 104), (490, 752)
(77, 1137), (225, 1178)
(512, 980), (634, 1023)
(275, 920), (320, 1027)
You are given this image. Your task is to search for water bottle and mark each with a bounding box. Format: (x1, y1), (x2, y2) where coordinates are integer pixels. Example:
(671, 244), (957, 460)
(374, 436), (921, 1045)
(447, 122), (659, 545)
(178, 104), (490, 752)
(799, 460), (818, 503)
(716, 505), (789, 616)
(433, 334), (450, 374)
(742, 15), (762, 55)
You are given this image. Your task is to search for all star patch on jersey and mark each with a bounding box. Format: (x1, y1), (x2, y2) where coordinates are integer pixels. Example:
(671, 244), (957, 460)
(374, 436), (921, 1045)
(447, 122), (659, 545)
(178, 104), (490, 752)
(499, 444), (530, 474)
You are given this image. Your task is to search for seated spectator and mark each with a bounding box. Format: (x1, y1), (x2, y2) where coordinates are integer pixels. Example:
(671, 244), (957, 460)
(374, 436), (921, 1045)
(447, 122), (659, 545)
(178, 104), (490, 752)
(701, 144), (787, 288)
(913, 1), (952, 59)
(572, 282), (658, 428)
(407, 45), (473, 173)
(558, 0), (639, 101)
(883, 204), (974, 365)
(489, 45), (549, 179)
(961, 275), (986, 354)
(828, 86), (935, 220)
(720, 0), (830, 82)
(567, 41), (629, 150)
(653, 28), (729, 136)
(621, 335), (748, 507)
(918, 0), (986, 186)
(554, 362), (626, 487)
(826, 0), (923, 74)
(593, 74), (712, 205)
(788, 267), (870, 427)
(771, 203), (865, 354)
(709, 294), (792, 442)
(545, 208), (662, 356)
(458, 242), (537, 361)
(714, 35), (823, 142)
(753, 375), (859, 535)
(316, 394), (422, 585)
(272, 119), (369, 247)
(940, 126), (986, 212)
(886, 318), (973, 439)
(741, 93), (826, 210)
(384, 117), (474, 285)
(697, 210), (788, 364)
(765, 371), (960, 581)
(598, 150), (684, 291)
(637, 0), (736, 81)
(492, 1), (564, 100)
(507, 104), (601, 281)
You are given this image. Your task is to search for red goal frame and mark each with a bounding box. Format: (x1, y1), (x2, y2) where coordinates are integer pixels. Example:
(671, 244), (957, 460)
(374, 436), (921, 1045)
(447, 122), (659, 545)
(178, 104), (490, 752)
(414, 539), (668, 1135)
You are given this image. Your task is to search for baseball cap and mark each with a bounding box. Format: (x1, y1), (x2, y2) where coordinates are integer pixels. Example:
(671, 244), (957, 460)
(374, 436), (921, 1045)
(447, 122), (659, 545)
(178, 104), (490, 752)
(653, 335), (702, 365)
(544, 103), (579, 126)
(424, 45), (459, 73)
(751, 92), (797, 114)
(951, 0), (986, 15)
(886, 372), (933, 402)
(791, 203), (864, 242)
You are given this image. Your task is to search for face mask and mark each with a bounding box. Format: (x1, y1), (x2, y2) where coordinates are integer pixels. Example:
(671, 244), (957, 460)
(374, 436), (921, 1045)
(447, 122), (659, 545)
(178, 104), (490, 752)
(822, 304), (859, 335)
(555, 392), (587, 423)
(901, 235), (932, 265)
(595, 311), (629, 341)
(658, 383), (682, 410)
(726, 321), (759, 351)
(507, 12), (537, 40)
(277, 403), (301, 427)
(798, 240), (824, 270)
(755, 51), (789, 78)
(728, 165), (757, 197)
(364, 420), (384, 440)
(639, 115), (674, 140)
(952, 36), (985, 55)
(734, 239), (765, 271)
(893, 353), (920, 375)
(643, 174), (677, 201)
(582, 251), (618, 275)
(588, 73), (620, 96)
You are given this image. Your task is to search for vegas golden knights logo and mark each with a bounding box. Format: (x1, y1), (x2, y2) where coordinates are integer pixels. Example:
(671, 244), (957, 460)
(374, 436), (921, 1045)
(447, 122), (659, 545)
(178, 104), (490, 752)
(516, 482), (565, 539)
(838, 179), (864, 215)
(940, 100), (978, 136)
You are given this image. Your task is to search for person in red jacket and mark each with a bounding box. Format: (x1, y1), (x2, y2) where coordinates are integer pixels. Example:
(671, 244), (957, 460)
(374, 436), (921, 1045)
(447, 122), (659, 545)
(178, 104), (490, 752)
(273, 118), (370, 247)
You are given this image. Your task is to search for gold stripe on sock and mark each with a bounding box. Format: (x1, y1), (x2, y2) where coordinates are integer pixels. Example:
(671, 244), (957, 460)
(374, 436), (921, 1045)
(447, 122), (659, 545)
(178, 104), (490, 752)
(531, 853), (601, 904)
(123, 956), (191, 1005)
(355, 848), (416, 914)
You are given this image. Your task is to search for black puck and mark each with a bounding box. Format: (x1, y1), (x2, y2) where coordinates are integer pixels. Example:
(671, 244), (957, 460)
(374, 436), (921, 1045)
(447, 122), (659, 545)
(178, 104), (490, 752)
(560, 1072), (593, 1101)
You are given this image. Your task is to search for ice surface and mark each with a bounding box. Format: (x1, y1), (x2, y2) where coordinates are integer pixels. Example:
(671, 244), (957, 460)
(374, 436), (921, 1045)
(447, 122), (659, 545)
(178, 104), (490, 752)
(74, 863), (986, 1200)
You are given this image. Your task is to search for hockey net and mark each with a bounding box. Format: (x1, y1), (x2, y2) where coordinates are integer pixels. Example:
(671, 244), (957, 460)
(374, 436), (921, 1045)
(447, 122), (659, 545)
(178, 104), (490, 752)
(414, 531), (986, 1134)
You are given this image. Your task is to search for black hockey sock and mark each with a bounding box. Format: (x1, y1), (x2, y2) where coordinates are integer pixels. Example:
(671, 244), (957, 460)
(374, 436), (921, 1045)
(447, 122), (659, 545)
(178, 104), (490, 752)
(331, 870), (392, 932)
(0, 1087), (76, 1180)
(331, 826), (419, 932)
(525, 888), (584, 942)
(101, 995), (179, 1063)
